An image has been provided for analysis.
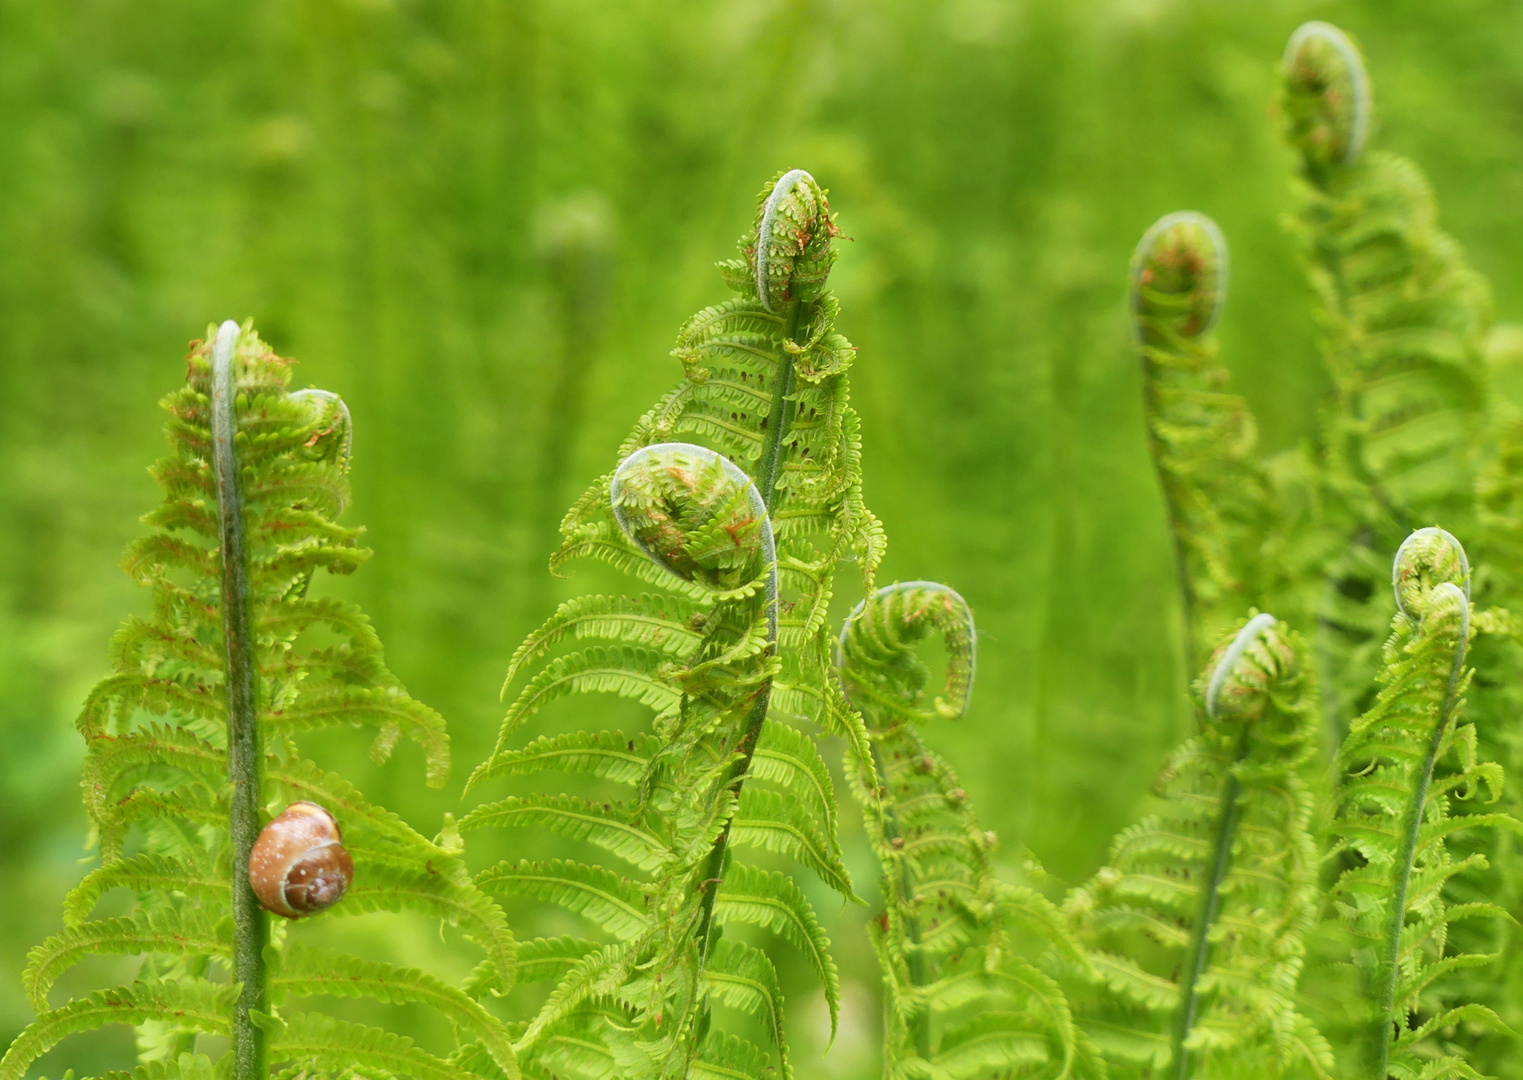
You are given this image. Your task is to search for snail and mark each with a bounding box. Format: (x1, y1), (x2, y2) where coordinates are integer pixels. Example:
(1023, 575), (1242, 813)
(248, 801), (354, 918)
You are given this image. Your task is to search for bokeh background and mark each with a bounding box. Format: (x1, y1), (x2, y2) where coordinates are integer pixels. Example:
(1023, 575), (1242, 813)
(4, 0), (1523, 1073)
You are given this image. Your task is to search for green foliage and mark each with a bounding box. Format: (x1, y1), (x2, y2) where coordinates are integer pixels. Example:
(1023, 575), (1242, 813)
(1, 325), (516, 1078)
(466, 170), (881, 1079)
(1313, 529), (1517, 1080)
(838, 581), (1099, 1080)
(1130, 212), (1277, 668)
(1063, 614), (1329, 1080)
(1279, 22), (1497, 733)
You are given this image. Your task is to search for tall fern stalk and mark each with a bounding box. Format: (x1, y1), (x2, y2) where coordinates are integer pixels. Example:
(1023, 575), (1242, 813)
(839, 582), (1096, 1079)
(1065, 613), (1329, 1079)
(2, 322), (519, 1079)
(1172, 613), (1270, 1079)
(210, 320), (269, 1080)
(465, 168), (886, 1078)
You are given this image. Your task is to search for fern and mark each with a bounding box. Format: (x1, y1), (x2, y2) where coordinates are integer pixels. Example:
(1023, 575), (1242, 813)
(2, 322), (517, 1079)
(837, 580), (1100, 1079)
(464, 170), (886, 1078)
(1314, 527), (1518, 1079)
(1279, 21), (1496, 732)
(1130, 212), (1281, 669)
(468, 439), (850, 1078)
(1063, 613), (1331, 1080)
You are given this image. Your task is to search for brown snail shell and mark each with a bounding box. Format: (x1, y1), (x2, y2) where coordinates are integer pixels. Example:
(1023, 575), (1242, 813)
(248, 801), (354, 918)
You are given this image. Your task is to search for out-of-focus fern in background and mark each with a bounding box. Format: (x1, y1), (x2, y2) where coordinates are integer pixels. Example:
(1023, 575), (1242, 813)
(4, 0), (1523, 1074)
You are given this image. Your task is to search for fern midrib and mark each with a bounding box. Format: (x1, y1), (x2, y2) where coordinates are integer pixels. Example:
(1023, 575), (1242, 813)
(210, 321), (269, 1080)
(1139, 336), (1203, 675)
(869, 730), (933, 1063)
(1372, 611), (1469, 1080)
(691, 299), (800, 1014)
(1172, 724), (1249, 1080)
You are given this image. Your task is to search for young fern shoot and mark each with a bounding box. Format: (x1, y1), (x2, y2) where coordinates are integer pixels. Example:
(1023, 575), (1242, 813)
(1063, 614), (1331, 1080)
(1280, 22), (1495, 731)
(1320, 527), (1516, 1079)
(2, 322), (518, 1080)
(465, 169), (883, 1079)
(837, 582), (1098, 1080)
(1130, 212), (1277, 669)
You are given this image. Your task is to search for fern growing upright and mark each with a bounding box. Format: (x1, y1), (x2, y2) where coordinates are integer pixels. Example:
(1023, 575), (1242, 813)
(464, 170), (884, 1078)
(1063, 613), (1330, 1080)
(2, 322), (518, 1079)
(1315, 527), (1516, 1079)
(837, 581), (1097, 1079)
(1279, 21), (1495, 731)
(1130, 211), (1279, 669)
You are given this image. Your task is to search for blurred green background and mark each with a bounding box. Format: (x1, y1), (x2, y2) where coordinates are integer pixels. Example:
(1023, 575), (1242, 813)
(4, 0), (1523, 1073)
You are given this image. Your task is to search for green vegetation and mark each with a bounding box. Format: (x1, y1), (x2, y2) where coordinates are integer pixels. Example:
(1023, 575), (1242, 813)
(8, 3), (1523, 1078)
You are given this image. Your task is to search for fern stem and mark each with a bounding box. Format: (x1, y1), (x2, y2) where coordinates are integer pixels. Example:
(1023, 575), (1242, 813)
(754, 300), (802, 509)
(1174, 612), (1276, 1079)
(869, 732), (933, 1061)
(1173, 767), (1242, 1080)
(688, 307), (797, 983)
(211, 319), (269, 1080)
(1371, 586), (1469, 1080)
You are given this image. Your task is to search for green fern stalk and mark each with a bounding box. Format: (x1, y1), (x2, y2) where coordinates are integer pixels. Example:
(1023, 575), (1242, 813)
(839, 581), (1097, 1080)
(466, 168), (883, 1079)
(1065, 613), (1330, 1079)
(1130, 213), (1277, 669)
(1320, 527), (1515, 1079)
(210, 320), (270, 1080)
(1279, 22), (1495, 732)
(2, 322), (518, 1079)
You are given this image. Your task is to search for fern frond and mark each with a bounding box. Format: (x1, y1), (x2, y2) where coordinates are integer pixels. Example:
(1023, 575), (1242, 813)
(1280, 23), (1496, 738)
(270, 1012), (490, 1080)
(1065, 613), (1328, 1079)
(1131, 211), (1280, 668)
(0, 980), (235, 1080)
(10, 322), (514, 1078)
(840, 581), (1097, 1079)
(469, 170), (875, 1080)
(272, 945), (518, 1076)
(1318, 528), (1515, 1078)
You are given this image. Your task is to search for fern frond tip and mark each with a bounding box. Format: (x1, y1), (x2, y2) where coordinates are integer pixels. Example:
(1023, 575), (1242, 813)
(1283, 21), (1371, 168)
(1131, 211), (1228, 340)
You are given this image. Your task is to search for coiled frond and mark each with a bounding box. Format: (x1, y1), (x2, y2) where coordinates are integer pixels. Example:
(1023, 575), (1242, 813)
(838, 581), (1101, 1080)
(1315, 528), (1517, 1079)
(1063, 614), (1331, 1080)
(2, 323), (517, 1079)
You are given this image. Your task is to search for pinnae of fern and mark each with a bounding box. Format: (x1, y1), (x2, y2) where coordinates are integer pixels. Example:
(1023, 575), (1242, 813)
(1392, 525), (1471, 618)
(210, 318), (270, 1080)
(288, 388), (354, 471)
(1130, 210), (1229, 340)
(756, 169), (813, 313)
(1283, 21), (1371, 168)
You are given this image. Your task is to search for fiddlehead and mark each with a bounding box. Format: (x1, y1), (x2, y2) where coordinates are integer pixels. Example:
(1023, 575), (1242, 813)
(1279, 21), (1494, 732)
(1130, 211), (1277, 669)
(1317, 527), (1516, 1080)
(1064, 614), (1331, 1079)
(838, 582), (1099, 1079)
(2, 322), (518, 1079)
